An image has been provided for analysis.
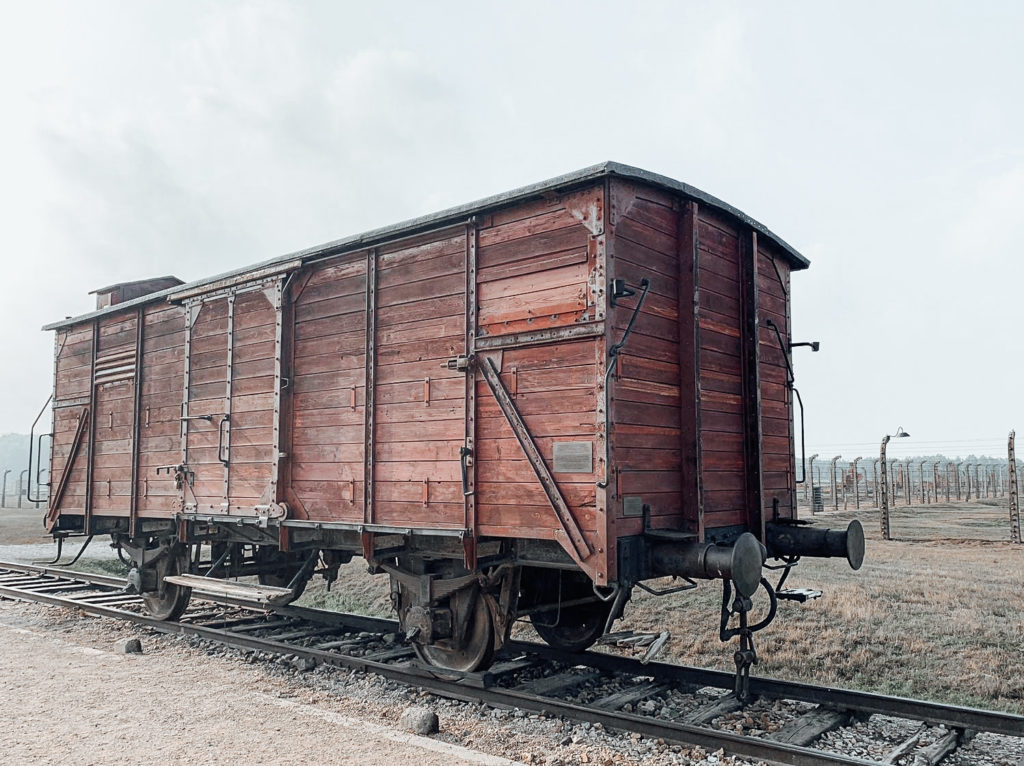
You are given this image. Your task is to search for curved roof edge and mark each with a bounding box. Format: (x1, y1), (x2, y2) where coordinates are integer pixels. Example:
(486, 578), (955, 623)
(43, 161), (808, 331)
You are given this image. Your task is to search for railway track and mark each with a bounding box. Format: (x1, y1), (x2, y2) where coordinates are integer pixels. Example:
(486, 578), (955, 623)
(0, 560), (1020, 766)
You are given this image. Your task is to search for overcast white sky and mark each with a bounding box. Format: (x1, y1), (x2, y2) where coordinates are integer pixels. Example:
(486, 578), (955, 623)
(1, 1), (1021, 461)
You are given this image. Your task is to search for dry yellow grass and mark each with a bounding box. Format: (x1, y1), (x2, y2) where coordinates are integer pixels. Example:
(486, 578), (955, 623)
(620, 505), (1024, 714)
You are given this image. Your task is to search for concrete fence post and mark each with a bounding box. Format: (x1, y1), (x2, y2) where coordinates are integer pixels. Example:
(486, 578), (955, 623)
(831, 455), (841, 511)
(806, 454), (819, 504)
(852, 456), (863, 509)
(1009, 432), (1021, 544)
(880, 436), (892, 540)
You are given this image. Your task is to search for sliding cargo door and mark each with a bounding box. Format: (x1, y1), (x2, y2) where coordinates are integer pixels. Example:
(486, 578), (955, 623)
(284, 258), (368, 522)
(371, 231), (470, 530)
(283, 234), (470, 531)
(182, 281), (282, 515)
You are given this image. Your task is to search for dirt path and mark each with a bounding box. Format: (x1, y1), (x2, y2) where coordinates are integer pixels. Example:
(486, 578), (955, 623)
(0, 600), (520, 766)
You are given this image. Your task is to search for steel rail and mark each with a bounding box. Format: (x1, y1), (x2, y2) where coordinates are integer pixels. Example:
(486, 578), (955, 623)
(0, 560), (1020, 765)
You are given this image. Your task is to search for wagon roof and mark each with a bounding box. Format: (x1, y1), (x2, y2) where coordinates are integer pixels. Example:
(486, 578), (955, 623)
(43, 161), (808, 331)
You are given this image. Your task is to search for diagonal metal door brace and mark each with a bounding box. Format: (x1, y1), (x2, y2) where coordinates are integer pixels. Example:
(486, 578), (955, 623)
(478, 355), (592, 561)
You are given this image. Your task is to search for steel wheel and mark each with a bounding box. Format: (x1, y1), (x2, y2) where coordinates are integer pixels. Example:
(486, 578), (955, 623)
(412, 589), (495, 673)
(530, 600), (611, 652)
(523, 569), (611, 653)
(141, 544), (191, 621)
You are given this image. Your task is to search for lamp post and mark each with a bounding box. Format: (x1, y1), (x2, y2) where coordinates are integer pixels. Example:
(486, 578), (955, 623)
(879, 427), (910, 540)
(852, 456), (863, 509)
(872, 458), (880, 506)
(919, 460), (927, 504)
(0, 469), (9, 507)
(954, 461), (963, 500)
(964, 463), (973, 501)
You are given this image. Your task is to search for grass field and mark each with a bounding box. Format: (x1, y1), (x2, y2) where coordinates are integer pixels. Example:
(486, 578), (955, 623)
(7, 501), (1022, 714)
(625, 506), (1023, 714)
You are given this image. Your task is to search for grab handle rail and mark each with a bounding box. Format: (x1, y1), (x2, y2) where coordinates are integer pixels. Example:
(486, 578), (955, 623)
(27, 395), (53, 504)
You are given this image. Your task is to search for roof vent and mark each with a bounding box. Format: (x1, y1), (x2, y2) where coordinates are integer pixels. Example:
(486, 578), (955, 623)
(89, 276), (184, 310)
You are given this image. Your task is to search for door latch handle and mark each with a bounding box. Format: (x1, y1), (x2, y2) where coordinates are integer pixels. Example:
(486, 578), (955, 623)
(459, 446), (474, 496)
(217, 414), (231, 465)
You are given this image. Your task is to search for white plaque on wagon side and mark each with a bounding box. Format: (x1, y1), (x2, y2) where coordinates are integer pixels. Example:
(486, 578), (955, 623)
(552, 442), (593, 474)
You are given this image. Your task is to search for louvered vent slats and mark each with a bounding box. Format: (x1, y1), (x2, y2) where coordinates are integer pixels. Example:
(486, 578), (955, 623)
(94, 348), (136, 385)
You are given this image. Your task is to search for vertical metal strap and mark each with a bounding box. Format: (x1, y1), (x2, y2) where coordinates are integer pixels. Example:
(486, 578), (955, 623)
(363, 249), (377, 525)
(678, 200), (703, 537)
(592, 181), (609, 584)
(464, 221), (477, 549)
(181, 301), (196, 511)
(47, 330), (61, 519)
(739, 230), (764, 537)
(129, 308), (144, 536)
(1009, 431), (1020, 544)
(782, 260), (796, 516)
(269, 279), (284, 505)
(223, 293), (235, 508)
(83, 319), (98, 535)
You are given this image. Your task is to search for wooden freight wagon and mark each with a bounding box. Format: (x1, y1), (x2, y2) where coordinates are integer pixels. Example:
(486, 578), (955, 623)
(38, 162), (863, 672)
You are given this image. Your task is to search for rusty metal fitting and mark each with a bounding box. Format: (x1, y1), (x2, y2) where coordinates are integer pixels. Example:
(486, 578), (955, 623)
(764, 519), (865, 570)
(649, 532), (766, 598)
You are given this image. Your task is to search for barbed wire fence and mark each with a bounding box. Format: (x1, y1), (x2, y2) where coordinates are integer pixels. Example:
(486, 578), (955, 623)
(0, 467), (44, 509)
(797, 432), (1022, 543)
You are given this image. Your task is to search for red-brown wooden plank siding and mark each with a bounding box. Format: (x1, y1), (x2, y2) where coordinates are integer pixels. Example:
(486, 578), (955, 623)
(226, 288), (277, 505)
(88, 311), (139, 519)
(372, 230), (467, 530)
(475, 340), (601, 535)
(757, 242), (795, 519)
(136, 304), (185, 515)
(477, 188), (597, 338)
(176, 284), (282, 514)
(285, 257), (367, 522)
(47, 323), (95, 522)
(185, 297), (229, 510)
(607, 180), (685, 540)
(474, 187), (610, 582)
(695, 209), (748, 531)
